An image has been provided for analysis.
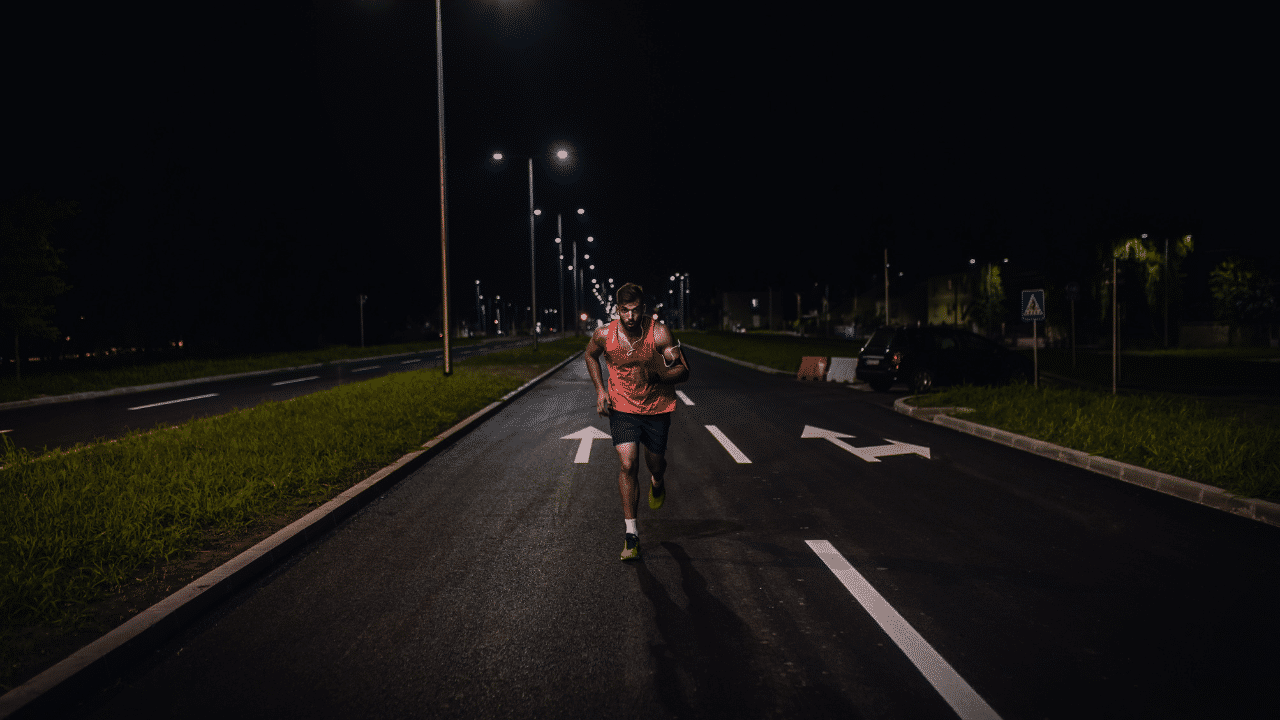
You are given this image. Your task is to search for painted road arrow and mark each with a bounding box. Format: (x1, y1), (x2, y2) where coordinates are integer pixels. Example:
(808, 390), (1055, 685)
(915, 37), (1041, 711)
(562, 426), (611, 463)
(801, 425), (931, 463)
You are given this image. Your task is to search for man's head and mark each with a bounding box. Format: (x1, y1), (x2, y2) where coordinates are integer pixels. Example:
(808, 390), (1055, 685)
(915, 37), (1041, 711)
(615, 283), (645, 331)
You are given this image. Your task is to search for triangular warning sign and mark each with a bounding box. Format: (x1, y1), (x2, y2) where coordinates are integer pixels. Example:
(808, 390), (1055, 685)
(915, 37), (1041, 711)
(1024, 294), (1042, 316)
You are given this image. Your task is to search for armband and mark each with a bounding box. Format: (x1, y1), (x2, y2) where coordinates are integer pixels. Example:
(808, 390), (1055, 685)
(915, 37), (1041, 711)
(663, 340), (682, 368)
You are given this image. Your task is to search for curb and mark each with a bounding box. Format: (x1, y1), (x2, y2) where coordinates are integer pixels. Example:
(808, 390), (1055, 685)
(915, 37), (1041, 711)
(0, 350), (584, 720)
(892, 397), (1280, 530)
(0, 337), (538, 413)
(681, 344), (790, 375)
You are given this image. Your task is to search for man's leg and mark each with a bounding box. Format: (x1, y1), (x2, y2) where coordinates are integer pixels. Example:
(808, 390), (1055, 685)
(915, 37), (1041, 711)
(643, 445), (666, 490)
(615, 442), (641, 520)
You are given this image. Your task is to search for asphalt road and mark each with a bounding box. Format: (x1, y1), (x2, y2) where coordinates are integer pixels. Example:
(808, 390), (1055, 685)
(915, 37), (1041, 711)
(59, 348), (1280, 719)
(0, 338), (532, 453)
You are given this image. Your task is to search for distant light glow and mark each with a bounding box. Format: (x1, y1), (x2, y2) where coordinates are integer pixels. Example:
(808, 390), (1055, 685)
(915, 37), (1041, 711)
(493, 153), (503, 161)
(557, 150), (569, 160)
(577, 208), (585, 214)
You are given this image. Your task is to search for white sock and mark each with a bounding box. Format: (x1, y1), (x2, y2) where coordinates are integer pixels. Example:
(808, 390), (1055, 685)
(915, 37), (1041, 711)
(625, 519), (637, 536)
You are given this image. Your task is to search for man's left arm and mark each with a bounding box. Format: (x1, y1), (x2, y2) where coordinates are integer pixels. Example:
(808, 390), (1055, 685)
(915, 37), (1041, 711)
(651, 323), (690, 384)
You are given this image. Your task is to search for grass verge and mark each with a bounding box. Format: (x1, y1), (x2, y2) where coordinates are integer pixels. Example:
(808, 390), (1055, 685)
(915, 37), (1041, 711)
(0, 337), (583, 693)
(906, 383), (1280, 502)
(679, 330), (861, 373)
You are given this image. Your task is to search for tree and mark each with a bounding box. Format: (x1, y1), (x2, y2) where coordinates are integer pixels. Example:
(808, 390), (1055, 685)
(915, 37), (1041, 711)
(0, 194), (78, 379)
(1209, 256), (1278, 345)
(970, 263), (1005, 336)
(1096, 234), (1193, 341)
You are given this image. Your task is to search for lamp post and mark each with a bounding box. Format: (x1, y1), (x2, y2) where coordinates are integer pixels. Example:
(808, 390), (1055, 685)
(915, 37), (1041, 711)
(434, 0), (452, 375)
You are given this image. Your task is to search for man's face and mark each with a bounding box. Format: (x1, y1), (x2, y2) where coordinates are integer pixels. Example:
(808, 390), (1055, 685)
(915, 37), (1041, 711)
(619, 301), (643, 330)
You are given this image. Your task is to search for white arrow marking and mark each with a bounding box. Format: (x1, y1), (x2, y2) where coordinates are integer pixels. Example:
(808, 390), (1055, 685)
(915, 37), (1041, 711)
(562, 426), (611, 463)
(801, 425), (930, 462)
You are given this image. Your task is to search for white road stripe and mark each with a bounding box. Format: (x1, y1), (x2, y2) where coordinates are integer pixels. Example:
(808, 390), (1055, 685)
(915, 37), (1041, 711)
(806, 540), (1002, 720)
(128, 393), (219, 411)
(705, 425), (751, 463)
(271, 375), (320, 386)
(676, 390), (694, 406)
(401, 359), (422, 364)
(351, 365), (380, 373)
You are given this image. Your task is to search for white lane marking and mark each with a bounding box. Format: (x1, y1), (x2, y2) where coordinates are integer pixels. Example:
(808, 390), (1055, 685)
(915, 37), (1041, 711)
(351, 365), (381, 373)
(401, 359), (422, 364)
(562, 426), (611, 463)
(705, 425), (751, 463)
(806, 540), (1002, 720)
(0, 429), (11, 434)
(801, 425), (931, 462)
(271, 375), (320, 386)
(128, 393), (219, 411)
(676, 390), (694, 406)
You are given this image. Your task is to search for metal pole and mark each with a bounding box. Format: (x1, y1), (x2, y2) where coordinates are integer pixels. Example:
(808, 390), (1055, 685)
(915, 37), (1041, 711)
(528, 157), (536, 350)
(1032, 320), (1038, 388)
(359, 294), (365, 348)
(435, 0), (452, 375)
(1164, 237), (1169, 348)
(573, 239), (579, 336)
(557, 214), (564, 336)
(884, 248), (890, 326)
(1112, 258), (1117, 395)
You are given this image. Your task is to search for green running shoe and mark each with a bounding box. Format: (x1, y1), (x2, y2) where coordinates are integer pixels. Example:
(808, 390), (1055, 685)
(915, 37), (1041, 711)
(620, 533), (640, 561)
(649, 481), (665, 510)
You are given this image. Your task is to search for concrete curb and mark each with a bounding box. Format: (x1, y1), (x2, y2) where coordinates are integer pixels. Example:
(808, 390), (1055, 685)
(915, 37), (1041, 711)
(0, 351), (584, 720)
(681, 344), (790, 375)
(892, 397), (1280, 530)
(0, 337), (537, 412)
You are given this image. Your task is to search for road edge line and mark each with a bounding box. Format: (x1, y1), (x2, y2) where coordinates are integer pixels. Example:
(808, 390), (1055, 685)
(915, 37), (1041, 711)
(892, 396), (1280, 530)
(0, 350), (584, 720)
(680, 344), (790, 374)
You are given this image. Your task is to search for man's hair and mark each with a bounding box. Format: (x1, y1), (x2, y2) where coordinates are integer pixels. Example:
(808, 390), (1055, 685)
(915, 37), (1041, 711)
(616, 283), (644, 307)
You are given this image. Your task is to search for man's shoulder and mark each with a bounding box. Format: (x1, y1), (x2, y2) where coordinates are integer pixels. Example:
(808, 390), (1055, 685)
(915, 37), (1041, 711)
(650, 320), (674, 346)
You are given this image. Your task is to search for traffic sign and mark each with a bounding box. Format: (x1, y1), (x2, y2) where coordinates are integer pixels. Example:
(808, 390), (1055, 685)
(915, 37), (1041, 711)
(1021, 289), (1045, 322)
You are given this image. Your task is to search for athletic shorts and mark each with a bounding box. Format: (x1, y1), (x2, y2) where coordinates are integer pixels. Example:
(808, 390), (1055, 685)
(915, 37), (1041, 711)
(609, 411), (672, 456)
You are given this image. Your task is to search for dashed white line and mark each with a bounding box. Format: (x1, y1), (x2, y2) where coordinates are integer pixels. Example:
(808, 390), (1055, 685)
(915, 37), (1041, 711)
(351, 365), (381, 373)
(806, 540), (1002, 720)
(271, 375), (320, 386)
(676, 390), (694, 406)
(401, 359), (422, 364)
(705, 425), (751, 463)
(128, 393), (220, 411)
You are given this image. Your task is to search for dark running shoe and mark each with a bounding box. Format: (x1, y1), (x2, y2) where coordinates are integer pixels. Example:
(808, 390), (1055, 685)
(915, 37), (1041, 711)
(620, 533), (640, 561)
(649, 481), (665, 510)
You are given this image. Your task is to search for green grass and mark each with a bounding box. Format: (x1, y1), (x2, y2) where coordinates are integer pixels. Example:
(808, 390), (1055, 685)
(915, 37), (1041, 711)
(679, 330), (861, 373)
(1034, 347), (1280, 392)
(0, 337), (582, 691)
(907, 383), (1280, 502)
(0, 337), (488, 404)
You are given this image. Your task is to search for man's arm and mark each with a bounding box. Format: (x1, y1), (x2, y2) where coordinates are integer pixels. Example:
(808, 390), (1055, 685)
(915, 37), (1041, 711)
(584, 328), (613, 415)
(651, 323), (690, 384)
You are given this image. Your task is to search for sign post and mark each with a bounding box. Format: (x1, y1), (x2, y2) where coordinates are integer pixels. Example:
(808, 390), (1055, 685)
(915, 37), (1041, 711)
(1021, 289), (1045, 388)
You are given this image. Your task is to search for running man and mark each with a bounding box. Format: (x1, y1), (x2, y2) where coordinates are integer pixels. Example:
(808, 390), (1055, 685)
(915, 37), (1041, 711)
(585, 283), (691, 561)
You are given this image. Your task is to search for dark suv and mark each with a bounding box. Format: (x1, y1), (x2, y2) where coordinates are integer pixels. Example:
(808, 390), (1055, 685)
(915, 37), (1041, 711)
(856, 325), (1032, 393)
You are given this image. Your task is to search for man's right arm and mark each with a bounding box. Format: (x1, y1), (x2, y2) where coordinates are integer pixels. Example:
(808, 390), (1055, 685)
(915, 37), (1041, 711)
(584, 329), (612, 416)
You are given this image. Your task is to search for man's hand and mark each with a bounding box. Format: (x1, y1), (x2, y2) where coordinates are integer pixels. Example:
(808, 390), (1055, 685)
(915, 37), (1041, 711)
(596, 390), (613, 416)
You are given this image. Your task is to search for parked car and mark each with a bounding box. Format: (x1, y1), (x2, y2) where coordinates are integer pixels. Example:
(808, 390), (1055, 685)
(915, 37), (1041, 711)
(855, 325), (1033, 393)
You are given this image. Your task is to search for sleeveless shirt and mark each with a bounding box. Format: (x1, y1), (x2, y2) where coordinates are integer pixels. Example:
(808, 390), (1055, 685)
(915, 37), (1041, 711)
(604, 317), (677, 415)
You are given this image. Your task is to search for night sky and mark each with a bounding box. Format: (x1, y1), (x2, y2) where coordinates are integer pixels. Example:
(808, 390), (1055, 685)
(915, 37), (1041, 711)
(4, 2), (1273, 351)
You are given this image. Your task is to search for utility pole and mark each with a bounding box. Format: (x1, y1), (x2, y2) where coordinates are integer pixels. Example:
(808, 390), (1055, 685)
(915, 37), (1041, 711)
(359, 294), (367, 348)
(1164, 237), (1170, 348)
(1112, 258), (1118, 395)
(529, 158), (537, 350)
(884, 248), (890, 326)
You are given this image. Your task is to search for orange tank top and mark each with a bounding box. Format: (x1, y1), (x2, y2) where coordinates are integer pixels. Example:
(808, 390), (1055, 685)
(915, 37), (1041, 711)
(604, 318), (677, 415)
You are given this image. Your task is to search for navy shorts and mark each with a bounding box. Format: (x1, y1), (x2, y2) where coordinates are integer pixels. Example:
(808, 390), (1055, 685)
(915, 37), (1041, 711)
(609, 411), (672, 456)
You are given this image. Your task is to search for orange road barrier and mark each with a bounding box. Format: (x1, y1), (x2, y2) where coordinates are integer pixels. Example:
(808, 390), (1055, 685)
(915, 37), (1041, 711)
(797, 356), (829, 381)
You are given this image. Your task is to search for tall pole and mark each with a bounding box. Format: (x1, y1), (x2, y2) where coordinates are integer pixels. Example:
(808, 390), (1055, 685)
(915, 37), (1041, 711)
(883, 248), (890, 326)
(572, 239), (580, 336)
(528, 157), (537, 350)
(1112, 257), (1118, 395)
(557, 214), (565, 336)
(435, 0), (452, 376)
(1164, 237), (1169, 348)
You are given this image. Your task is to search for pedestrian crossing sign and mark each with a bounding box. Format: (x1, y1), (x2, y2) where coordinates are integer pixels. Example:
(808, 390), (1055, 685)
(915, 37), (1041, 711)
(1021, 289), (1045, 321)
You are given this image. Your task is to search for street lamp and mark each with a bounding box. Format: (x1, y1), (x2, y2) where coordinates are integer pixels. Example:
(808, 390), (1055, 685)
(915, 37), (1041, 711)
(433, 0), (453, 375)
